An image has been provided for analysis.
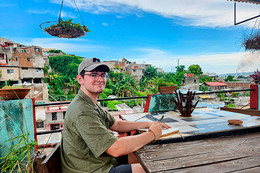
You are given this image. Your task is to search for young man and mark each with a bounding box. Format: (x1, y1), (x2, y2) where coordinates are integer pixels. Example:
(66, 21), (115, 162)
(61, 58), (170, 173)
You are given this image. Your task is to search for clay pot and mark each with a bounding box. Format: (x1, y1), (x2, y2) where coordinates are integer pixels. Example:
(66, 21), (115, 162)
(0, 88), (31, 100)
(158, 85), (177, 94)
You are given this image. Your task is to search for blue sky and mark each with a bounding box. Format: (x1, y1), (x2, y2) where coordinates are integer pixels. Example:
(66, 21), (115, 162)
(1, 0), (260, 74)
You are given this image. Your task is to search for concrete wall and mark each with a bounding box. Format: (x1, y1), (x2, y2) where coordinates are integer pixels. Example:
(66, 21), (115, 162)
(0, 66), (20, 82)
(0, 99), (35, 157)
(226, 82), (251, 89)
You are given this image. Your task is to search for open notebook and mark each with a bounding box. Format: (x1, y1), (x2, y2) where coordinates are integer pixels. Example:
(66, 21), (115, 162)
(139, 127), (179, 139)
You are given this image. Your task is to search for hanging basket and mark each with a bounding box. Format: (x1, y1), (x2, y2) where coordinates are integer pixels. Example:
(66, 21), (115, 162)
(243, 34), (260, 51)
(40, 20), (90, 38)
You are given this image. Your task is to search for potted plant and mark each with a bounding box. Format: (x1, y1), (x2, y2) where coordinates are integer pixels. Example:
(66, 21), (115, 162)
(250, 69), (260, 84)
(158, 81), (177, 94)
(243, 32), (260, 51)
(0, 85), (31, 100)
(249, 69), (260, 110)
(42, 19), (90, 38)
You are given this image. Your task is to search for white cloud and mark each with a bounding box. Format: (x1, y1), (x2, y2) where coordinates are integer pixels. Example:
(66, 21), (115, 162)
(129, 48), (260, 74)
(15, 37), (108, 53)
(102, 22), (109, 26)
(54, 0), (260, 27)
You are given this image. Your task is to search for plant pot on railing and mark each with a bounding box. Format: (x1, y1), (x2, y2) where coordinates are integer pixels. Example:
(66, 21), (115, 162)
(158, 85), (177, 94)
(0, 86), (31, 100)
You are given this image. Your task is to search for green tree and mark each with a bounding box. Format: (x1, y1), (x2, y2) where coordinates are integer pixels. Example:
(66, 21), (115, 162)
(199, 75), (213, 83)
(224, 75), (235, 82)
(174, 65), (186, 86)
(188, 64), (203, 75)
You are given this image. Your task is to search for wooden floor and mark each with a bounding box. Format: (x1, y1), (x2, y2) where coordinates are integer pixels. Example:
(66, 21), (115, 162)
(136, 132), (260, 173)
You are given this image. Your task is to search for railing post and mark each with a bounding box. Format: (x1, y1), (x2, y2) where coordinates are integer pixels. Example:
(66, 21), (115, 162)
(250, 84), (259, 110)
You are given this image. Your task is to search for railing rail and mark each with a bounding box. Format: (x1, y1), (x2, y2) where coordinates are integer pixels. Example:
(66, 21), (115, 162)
(35, 88), (254, 136)
(34, 88), (254, 107)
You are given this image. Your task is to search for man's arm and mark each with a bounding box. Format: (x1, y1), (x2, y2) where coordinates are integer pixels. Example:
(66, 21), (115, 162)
(110, 119), (171, 133)
(106, 122), (162, 157)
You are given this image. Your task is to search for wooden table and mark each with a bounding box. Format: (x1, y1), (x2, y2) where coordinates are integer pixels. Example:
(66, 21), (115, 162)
(120, 108), (260, 172)
(136, 132), (260, 173)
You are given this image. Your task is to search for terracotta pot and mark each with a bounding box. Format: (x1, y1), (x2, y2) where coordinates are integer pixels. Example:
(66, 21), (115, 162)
(0, 88), (31, 100)
(158, 85), (177, 94)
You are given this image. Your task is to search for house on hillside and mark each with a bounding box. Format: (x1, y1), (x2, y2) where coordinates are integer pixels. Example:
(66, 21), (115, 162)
(0, 37), (49, 102)
(181, 73), (199, 90)
(205, 81), (228, 90)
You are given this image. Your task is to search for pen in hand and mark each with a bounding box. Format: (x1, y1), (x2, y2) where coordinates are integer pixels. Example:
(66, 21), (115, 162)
(158, 115), (164, 122)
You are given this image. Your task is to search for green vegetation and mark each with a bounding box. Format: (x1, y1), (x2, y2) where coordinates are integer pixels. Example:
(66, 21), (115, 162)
(0, 108), (36, 172)
(48, 49), (63, 54)
(224, 75), (235, 82)
(188, 64), (203, 76)
(45, 19), (90, 33)
(227, 103), (236, 108)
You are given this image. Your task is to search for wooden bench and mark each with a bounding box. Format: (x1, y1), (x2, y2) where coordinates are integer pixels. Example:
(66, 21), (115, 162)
(37, 143), (61, 173)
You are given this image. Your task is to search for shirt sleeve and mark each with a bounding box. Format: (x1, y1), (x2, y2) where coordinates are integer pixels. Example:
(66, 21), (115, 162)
(75, 112), (117, 158)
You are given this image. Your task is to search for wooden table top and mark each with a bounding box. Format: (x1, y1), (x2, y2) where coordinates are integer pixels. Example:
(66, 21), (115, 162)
(136, 132), (260, 173)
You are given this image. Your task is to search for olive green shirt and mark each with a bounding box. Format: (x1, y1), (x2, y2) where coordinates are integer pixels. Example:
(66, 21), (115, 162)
(61, 90), (118, 173)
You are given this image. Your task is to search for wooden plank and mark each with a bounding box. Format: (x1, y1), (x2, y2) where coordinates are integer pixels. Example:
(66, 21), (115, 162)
(136, 132), (260, 173)
(220, 107), (260, 116)
(41, 143), (61, 173)
(138, 133), (260, 162)
(164, 155), (260, 173)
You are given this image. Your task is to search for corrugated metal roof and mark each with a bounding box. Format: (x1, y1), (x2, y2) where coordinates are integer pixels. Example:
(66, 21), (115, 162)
(205, 82), (228, 86)
(227, 0), (260, 5)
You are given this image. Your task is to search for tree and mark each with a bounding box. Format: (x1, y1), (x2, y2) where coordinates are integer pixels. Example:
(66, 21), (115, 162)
(174, 65), (186, 86)
(224, 75), (235, 82)
(176, 65), (185, 74)
(188, 64), (203, 75)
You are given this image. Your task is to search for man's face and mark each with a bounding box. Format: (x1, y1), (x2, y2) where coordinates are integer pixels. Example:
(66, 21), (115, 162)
(78, 71), (107, 94)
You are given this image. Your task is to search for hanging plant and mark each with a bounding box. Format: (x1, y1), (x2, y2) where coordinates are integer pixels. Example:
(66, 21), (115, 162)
(40, 0), (90, 38)
(243, 32), (260, 51)
(43, 19), (90, 38)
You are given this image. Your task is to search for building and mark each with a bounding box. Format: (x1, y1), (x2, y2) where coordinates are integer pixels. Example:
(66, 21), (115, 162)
(0, 37), (46, 85)
(43, 105), (68, 131)
(181, 73), (200, 90)
(205, 81), (228, 90)
(104, 58), (151, 82)
(0, 37), (49, 102)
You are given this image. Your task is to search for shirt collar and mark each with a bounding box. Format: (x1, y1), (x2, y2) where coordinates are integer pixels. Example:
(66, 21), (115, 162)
(78, 89), (98, 109)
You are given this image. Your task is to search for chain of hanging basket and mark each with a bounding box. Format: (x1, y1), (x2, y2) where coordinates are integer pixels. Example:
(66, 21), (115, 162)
(40, 0), (90, 38)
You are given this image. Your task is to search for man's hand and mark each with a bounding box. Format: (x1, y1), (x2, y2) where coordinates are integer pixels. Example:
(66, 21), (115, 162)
(160, 122), (171, 129)
(149, 122), (162, 140)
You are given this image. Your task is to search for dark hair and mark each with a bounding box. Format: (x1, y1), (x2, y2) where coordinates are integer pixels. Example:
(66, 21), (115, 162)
(80, 70), (85, 78)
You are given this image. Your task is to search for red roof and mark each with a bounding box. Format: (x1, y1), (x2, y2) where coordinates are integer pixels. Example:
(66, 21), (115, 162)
(205, 82), (227, 86)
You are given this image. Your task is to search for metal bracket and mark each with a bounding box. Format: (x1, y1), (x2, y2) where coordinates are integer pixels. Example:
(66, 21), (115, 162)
(234, 2), (260, 25)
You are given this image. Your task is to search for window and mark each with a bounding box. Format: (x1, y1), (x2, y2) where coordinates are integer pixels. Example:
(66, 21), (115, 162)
(52, 112), (57, 121)
(50, 124), (60, 130)
(7, 69), (14, 74)
(36, 68), (41, 72)
(27, 58), (30, 61)
(22, 68), (28, 70)
(0, 54), (4, 60)
(34, 47), (40, 53)
(194, 80), (196, 83)
(63, 112), (66, 119)
(36, 121), (44, 128)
